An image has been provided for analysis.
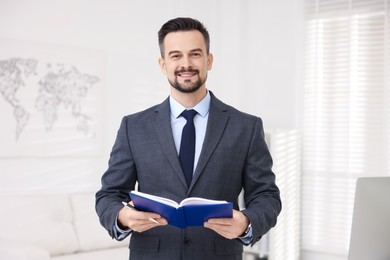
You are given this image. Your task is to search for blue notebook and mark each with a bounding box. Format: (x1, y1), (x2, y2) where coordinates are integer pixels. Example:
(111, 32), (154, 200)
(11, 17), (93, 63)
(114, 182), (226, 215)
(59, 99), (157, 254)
(129, 190), (233, 229)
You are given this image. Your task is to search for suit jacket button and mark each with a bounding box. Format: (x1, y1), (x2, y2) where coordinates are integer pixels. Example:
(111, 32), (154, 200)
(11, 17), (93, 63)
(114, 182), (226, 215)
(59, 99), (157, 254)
(184, 237), (191, 245)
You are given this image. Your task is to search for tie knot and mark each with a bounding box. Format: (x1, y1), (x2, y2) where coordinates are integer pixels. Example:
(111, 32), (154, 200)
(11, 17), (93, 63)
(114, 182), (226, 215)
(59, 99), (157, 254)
(181, 109), (197, 121)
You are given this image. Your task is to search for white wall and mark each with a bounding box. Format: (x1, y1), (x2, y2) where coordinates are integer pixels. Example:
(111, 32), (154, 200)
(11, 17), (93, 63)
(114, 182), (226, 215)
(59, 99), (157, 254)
(0, 0), (304, 190)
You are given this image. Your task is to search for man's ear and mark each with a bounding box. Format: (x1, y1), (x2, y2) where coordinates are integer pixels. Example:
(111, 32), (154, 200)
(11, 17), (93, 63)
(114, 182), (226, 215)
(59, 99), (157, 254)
(158, 57), (167, 75)
(207, 53), (214, 71)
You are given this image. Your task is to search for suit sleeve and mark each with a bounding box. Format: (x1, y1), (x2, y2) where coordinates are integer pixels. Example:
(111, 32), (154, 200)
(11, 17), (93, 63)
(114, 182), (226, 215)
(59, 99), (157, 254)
(241, 117), (282, 245)
(95, 116), (138, 239)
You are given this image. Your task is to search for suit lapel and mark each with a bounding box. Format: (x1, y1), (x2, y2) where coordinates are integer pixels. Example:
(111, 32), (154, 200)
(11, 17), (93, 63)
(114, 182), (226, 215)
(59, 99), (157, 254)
(153, 98), (188, 187)
(189, 93), (229, 192)
(153, 94), (230, 193)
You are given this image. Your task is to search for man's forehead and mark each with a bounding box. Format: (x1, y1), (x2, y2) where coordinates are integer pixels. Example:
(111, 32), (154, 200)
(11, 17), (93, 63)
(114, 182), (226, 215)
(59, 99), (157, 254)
(164, 31), (206, 52)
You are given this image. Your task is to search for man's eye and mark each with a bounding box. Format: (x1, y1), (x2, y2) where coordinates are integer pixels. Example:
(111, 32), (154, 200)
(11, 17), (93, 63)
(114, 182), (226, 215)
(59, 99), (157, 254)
(171, 54), (181, 59)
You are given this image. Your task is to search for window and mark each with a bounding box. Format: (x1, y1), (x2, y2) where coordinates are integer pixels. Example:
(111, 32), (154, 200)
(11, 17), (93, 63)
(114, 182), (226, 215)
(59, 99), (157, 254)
(303, 0), (390, 256)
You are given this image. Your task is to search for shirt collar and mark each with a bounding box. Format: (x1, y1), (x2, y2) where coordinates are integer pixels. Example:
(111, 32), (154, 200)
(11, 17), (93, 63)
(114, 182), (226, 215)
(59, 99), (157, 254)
(170, 91), (211, 119)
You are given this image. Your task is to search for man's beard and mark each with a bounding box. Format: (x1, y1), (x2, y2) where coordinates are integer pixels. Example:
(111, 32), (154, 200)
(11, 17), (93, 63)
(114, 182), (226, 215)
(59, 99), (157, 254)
(168, 69), (207, 93)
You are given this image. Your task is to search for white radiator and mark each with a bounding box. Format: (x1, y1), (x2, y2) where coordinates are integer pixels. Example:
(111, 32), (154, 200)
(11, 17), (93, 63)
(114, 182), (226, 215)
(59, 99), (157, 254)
(243, 129), (301, 260)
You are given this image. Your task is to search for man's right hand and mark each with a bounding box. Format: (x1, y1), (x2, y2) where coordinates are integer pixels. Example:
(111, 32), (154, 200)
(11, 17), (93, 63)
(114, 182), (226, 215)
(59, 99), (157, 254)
(117, 201), (168, 232)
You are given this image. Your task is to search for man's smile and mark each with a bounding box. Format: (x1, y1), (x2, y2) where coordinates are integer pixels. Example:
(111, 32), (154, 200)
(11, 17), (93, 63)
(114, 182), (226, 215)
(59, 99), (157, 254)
(175, 69), (199, 79)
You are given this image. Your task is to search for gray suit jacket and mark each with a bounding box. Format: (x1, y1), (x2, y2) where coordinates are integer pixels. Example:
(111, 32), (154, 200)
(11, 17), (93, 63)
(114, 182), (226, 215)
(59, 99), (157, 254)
(96, 92), (281, 260)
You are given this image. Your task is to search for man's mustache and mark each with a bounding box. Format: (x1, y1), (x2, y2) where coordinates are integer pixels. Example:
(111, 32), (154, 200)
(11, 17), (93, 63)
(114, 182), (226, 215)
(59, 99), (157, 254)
(174, 68), (199, 75)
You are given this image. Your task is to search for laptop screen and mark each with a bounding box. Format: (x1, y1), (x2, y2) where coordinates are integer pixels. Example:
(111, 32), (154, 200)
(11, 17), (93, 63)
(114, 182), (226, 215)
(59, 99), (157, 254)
(348, 177), (390, 260)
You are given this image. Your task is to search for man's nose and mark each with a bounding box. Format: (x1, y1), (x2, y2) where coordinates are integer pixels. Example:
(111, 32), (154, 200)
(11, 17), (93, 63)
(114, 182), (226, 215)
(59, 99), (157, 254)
(181, 56), (192, 68)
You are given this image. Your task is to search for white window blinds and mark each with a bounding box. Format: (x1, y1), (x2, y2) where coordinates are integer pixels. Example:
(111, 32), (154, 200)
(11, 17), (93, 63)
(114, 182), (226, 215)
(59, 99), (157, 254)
(303, 0), (390, 256)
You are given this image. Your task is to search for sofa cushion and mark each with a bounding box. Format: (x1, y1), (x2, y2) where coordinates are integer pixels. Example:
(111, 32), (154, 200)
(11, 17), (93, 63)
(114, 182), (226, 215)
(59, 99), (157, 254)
(0, 238), (50, 260)
(52, 247), (129, 260)
(70, 193), (128, 252)
(0, 194), (79, 256)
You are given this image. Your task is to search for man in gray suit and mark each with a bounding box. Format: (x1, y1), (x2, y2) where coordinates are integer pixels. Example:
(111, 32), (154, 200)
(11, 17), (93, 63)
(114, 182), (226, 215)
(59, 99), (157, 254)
(96, 17), (281, 260)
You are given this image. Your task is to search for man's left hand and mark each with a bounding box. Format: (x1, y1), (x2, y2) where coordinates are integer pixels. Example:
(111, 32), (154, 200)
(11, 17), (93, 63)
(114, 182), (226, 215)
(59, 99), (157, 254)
(204, 209), (249, 239)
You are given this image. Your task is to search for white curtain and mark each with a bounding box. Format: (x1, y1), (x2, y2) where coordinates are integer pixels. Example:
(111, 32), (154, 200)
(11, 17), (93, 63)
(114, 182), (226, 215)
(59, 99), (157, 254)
(303, 0), (390, 256)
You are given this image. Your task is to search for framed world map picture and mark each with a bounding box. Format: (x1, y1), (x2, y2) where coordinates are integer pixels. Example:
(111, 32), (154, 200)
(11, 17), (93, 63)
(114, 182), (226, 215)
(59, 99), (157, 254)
(0, 39), (105, 157)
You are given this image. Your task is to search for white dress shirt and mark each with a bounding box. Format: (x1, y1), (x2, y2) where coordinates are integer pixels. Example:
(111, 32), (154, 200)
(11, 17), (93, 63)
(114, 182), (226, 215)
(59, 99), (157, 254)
(169, 91), (210, 173)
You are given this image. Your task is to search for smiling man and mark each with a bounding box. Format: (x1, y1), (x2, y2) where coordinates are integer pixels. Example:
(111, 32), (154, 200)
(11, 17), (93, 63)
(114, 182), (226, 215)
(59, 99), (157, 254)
(159, 28), (213, 108)
(96, 17), (281, 260)
(160, 30), (211, 93)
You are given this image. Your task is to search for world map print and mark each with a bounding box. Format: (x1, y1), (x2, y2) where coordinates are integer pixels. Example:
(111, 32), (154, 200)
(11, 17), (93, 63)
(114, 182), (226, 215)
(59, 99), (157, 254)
(0, 39), (105, 157)
(0, 58), (99, 141)
(0, 58), (37, 140)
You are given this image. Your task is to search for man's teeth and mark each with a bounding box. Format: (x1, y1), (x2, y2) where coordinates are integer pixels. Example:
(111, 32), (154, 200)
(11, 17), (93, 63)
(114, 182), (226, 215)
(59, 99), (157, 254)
(180, 73), (195, 76)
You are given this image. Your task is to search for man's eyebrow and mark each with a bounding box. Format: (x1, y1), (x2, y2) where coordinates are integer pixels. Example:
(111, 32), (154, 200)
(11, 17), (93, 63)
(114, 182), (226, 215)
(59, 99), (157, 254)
(168, 49), (204, 56)
(168, 50), (181, 56)
(189, 48), (203, 53)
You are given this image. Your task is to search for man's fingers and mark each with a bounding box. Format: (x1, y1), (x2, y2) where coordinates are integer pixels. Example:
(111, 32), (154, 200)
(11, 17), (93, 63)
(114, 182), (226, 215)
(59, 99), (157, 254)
(123, 205), (162, 221)
(204, 222), (236, 239)
(119, 205), (168, 231)
(206, 218), (231, 225)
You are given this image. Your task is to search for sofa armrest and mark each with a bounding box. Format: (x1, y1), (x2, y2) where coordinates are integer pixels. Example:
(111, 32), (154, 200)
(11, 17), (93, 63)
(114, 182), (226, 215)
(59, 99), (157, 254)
(0, 239), (50, 260)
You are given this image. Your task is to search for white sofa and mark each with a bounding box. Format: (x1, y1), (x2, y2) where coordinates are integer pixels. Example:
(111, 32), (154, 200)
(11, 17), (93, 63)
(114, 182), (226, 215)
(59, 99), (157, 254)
(0, 192), (129, 260)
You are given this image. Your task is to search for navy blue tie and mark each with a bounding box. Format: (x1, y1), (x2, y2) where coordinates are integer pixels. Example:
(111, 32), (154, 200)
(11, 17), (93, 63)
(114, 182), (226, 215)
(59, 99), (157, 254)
(179, 109), (197, 187)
